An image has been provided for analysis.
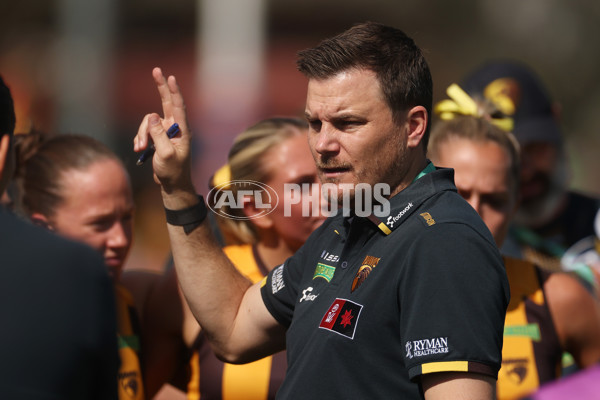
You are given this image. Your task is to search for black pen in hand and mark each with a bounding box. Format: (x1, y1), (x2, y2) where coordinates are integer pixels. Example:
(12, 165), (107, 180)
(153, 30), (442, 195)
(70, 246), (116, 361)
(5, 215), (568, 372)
(136, 123), (180, 166)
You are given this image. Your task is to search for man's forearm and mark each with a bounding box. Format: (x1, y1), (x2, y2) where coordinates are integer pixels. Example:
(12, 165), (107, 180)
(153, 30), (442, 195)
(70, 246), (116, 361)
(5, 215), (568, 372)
(422, 372), (496, 400)
(163, 192), (253, 356)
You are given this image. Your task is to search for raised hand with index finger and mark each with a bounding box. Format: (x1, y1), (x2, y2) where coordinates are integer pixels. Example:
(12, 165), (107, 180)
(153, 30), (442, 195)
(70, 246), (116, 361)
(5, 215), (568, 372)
(134, 68), (197, 209)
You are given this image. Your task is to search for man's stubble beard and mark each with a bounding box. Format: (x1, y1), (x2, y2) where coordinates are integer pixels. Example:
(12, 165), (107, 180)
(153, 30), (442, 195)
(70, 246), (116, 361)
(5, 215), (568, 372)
(322, 136), (407, 209)
(514, 153), (570, 228)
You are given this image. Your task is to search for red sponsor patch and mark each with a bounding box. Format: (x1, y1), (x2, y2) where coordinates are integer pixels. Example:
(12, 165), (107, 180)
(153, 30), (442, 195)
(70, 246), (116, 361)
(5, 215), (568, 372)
(319, 298), (363, 339)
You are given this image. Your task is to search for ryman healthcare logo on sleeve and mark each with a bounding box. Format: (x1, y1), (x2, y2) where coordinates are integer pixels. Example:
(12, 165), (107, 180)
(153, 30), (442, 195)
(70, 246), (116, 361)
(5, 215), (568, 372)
(405, 337), (449, 359)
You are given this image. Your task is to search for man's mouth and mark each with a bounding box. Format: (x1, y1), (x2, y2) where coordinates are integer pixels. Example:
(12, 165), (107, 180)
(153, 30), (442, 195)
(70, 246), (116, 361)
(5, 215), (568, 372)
(520, 174), (549, 202)
(318, 165), (352, 178)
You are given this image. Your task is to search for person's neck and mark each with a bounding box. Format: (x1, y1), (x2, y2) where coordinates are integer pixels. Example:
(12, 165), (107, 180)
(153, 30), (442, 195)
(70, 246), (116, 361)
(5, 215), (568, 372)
(255, 236), (296, 271)
(389, 156), (429, 198)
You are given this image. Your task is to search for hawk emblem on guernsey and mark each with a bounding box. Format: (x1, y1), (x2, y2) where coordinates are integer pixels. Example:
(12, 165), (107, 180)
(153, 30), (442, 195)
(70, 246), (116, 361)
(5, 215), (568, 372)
(351, 255), (380, 292)
(123, 378), (138, 398)
(502, 358), (529, 384)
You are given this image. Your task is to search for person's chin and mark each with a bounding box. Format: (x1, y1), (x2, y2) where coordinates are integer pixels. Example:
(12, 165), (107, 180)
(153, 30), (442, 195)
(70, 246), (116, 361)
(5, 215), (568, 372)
(105, 259), (124, 282)
(322, 185), (354, 205)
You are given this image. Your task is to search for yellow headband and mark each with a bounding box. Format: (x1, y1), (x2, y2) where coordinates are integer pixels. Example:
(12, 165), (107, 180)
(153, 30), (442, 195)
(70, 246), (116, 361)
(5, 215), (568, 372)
(434, 83), (514, 133)
(212, 163), (232, 189)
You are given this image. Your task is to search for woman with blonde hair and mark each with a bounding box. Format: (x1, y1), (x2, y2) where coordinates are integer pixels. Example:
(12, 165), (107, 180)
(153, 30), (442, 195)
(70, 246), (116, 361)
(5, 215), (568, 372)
(429, 84), (600, 400)
(139, 116), (324, 399)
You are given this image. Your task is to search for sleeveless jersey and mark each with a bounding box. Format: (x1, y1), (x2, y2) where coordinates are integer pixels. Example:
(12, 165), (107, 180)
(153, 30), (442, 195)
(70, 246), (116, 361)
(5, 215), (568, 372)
(115, 284), (145, 400)
(187, 244), (287, 400)
(498, 257), (562, 400)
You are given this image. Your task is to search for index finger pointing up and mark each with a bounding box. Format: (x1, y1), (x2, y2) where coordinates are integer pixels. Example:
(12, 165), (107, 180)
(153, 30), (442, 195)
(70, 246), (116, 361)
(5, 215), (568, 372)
(152, 67), (187, 134)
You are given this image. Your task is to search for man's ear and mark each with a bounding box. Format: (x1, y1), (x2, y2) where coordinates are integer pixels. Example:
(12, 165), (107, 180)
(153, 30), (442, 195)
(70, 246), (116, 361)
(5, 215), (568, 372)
(406, 106), (428, 149)
(30, 212), (55, 231)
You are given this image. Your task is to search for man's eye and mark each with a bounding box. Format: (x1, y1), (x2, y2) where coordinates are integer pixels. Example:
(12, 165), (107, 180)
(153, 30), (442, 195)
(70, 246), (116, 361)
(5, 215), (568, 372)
(484, 195), (509, 210)
(308, 120), (322, 131)
(91, 219), (113, 232)
(334, 120), (361, 131)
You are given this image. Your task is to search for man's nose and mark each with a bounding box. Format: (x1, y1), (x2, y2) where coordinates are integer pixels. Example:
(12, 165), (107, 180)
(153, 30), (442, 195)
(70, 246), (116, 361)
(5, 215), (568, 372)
(313, 124), (340, 155)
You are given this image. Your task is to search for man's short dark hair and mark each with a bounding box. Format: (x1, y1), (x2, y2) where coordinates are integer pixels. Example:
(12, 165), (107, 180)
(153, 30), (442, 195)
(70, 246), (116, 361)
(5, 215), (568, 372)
(296, 21), (433, 148)
(0, 75), (16, 138)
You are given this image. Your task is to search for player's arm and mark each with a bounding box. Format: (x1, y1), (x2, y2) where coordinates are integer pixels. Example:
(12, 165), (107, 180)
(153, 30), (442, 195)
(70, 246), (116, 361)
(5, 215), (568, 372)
(545, 271), (600, 367)
(422, 372), (496, 400)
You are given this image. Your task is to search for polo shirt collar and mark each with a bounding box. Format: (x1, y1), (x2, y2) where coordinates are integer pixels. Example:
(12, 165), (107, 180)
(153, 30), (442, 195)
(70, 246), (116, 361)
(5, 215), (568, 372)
(368, 163), (456, 235)
(327, 163), (457, 237)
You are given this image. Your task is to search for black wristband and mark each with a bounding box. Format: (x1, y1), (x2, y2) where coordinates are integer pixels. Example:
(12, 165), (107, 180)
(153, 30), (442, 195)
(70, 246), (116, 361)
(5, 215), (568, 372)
(164, 195), (208, 234)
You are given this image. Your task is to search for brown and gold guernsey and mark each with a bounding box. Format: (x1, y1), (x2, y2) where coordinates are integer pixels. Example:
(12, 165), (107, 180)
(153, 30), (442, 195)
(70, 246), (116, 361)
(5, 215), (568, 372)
(187, 244), (287, 400)
(498, 257), (562, 400)
(115, 284), (145, 400)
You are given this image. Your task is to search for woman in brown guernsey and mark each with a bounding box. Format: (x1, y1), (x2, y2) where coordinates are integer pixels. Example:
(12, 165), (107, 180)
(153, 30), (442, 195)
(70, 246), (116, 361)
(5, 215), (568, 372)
(141, 117), (325, 399)
(14, 132), (142, 400)
(429, 85), (600, 400)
